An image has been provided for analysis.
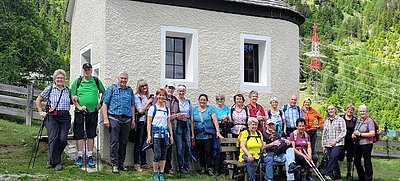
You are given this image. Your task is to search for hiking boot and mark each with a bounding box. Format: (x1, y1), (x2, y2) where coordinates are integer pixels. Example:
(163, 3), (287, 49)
(159, 173), (166, 181)
(134, 164), (143, 172)
(54, 163), (64, 171)
(46, 161), (53, 168)
(207, 168), (214, 176)
(153, 172), (160, 180)
(288, 162), (300, 173)
(180, 167), (189, 174)
(165, 169), (175, 175)
(75, 156), (83, 167)
(87, 156), (95, 168)
(141, 164), (151, 170)
(118, 165), (128, 171)
(112, 166), (119, 173)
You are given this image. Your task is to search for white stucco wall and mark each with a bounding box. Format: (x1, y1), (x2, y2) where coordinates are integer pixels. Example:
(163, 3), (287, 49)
(70, 0), (301, 167)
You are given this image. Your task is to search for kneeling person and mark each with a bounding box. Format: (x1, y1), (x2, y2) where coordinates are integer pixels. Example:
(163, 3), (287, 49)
(263, 119), (298, 181)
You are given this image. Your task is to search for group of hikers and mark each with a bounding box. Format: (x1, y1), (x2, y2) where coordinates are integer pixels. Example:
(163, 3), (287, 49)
(35, 64), (376, 181)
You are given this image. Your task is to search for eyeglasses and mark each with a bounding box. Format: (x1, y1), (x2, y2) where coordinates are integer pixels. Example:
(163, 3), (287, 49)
(216, 98), (224, 101)
(141, 85), (148, 87)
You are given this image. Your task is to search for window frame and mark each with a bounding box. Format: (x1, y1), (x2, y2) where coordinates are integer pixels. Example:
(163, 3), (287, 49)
(165, 36), (186, 79)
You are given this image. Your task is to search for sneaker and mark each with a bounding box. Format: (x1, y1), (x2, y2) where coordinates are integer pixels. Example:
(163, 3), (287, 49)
(118, 165), (128, 171)
(153, 172), (160, 180)
(180, 167), (188, 174)
(200, 168), (206, 175)
(54, 163), (64, 171)
(134, 164), (143, 172)
(288, 162), (300, 173)
(159, 173), (165, 181)
(166, 170), (175, 175)
(207, 168), (214, 176)
(112, 166), (119, 173)
(141, 164), (151, 170)
(75, 156), (83, 167)
(46, 161), (53, 168)
(87, 156), (95, 168)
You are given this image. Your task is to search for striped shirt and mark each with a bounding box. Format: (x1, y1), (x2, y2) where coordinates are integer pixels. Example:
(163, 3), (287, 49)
(322, 116), (346, 147)
(102, 84), (135, 117)
(40, 85), (71, 111)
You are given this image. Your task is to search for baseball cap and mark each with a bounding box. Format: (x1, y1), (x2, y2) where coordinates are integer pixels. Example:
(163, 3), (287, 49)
(166, 82), (175, 88)
(82, 63), (92, 69)
(266, 119), (274, 125)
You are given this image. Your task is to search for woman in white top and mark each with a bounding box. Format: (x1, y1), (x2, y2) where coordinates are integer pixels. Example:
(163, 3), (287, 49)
(147, 88), (174, 181)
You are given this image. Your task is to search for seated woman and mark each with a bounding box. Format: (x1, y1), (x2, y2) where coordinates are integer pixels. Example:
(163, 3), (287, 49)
(239, 117), (263, 181)
(290, 118), (317, 181)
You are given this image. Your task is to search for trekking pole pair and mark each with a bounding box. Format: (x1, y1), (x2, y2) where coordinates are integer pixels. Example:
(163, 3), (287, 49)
(302, 149), (325, 181)
(28, 114), (48, 169)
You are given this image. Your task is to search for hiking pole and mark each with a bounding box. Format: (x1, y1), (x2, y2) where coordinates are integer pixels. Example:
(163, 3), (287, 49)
(384, 123), (389, 160)
(302, 149), (325, 181)
(28, 115), (47, 169)
(83, 111), (88, 172)
(96, 119), (102, 171)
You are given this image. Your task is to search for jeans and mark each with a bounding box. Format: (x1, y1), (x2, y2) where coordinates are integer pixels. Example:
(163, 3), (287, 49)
(109, 115), (131, 166)
(306, 130), (317, 155)
(354, 143), (373, 181)
(242, 154), (258, 181)
(46, 111), (71, 166)
(264, 148), (296, 181)
(176, 122), (190, 169)
(321, 146), (343, 178)
(133, 121), (147, 165)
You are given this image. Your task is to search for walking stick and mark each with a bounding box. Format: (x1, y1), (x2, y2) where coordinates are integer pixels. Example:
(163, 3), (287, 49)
(96, 119), (102, 171)
(28, 115), (47, 169)
(83, 111), (88, 172)
(302, 149), (325, 181)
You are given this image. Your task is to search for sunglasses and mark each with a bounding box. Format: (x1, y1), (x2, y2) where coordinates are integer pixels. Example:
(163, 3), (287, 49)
(216, 98), (224, 101)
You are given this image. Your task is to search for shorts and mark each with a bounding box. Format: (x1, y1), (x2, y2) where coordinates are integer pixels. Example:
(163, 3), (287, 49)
(73, 111), (98, 139)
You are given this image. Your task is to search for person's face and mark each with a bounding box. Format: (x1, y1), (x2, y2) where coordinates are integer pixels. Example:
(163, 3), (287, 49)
(297, 122), (305, 132)
(290, 96), (297, 106)
(118, 74), (128, 87)
(346, 108), (354, 117)
(157, 92), (166, 102)
(166, 86), (175, 96)
(177, 89), (186, 97)
(267, 123), (275, 131)
(270, 101), (278, 108)
(327, 105), (336, 117)
(199, 96), (208, 107)
(54, 74), (65, 86)
(216, 97), (225, 106)
(235, 96), (243, 106)
(359, 109), (368, 118)
(250, 93), (258, 103)
(140, 84), (148, 93)
(249, 122), (258, 132)
(304, 100), (311, 108)
(83, 68), (92, 77)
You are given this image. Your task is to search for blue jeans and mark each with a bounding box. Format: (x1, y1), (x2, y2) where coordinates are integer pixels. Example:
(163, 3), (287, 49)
(264, 148), (296, 181)
(242, 155), (258, 181)
(176, 122), (190, 168)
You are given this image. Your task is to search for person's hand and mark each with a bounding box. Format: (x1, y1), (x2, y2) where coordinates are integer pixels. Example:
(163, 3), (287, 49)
(191, 134), (195, 140)
(273, 140), (281, 146)
(39, 111), (47, 118)
(303, 154), (311, 162)
(104, 118), (110, 128)
(131, 120), (136, 129)
(247, 154), (254, 162)
(78, 105), (87, 112)
(330, 139), (337, 147)
(257, 115), (263, 120)
(170, 113), (177, 120)
(170, 136), (174, 144)
(284, 139), (291, 145)
(96, 103), (102, 111)
(217, 132), (224, 138)
(354, 130), (361, 136)
(147, 136), (152, 144)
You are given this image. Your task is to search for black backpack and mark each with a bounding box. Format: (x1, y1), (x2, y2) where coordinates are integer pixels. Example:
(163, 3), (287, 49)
(76, 76), (101, 94)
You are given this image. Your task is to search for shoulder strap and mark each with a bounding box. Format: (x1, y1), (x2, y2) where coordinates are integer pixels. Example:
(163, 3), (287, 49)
(54, 88), (65, 110)
(93, 76), (100, 90)
(267, 110), (272, 119)
(47, 85), (53, 102)
(297, 106), (301, 118)
(279, 110), (283, 119)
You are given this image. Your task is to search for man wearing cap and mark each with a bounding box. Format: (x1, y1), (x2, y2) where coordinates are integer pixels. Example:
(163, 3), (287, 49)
(153, 82), (180, 174)
(263, 119), (299, 181)
(71, 63), (106, 167)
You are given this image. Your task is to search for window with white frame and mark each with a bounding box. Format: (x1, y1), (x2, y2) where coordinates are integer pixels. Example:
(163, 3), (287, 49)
(161, 26), (198, 89)
(240, 34), (271, 92)
(80, 43), (100, 77)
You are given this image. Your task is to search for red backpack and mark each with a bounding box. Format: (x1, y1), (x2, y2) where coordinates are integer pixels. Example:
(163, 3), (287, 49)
(367, 119), (380, 143)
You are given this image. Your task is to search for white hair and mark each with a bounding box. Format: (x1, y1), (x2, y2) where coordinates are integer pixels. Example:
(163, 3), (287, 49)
(359, 104), (368, 112)
(247, 117), (259, 126)
(118, 70), (128, 77)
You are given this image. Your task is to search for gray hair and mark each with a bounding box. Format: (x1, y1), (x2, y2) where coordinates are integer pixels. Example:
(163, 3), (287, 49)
(118, 70), (128, 77)
(215, 94), (225, 100)
(359, 104), (368, 112)
(247, 117), (259, 126)
(249, 90), (259, 98)
(52, 69), (66, 81)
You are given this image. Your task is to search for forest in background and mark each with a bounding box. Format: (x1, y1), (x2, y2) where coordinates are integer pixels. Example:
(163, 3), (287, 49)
(286, 0), (400, 129)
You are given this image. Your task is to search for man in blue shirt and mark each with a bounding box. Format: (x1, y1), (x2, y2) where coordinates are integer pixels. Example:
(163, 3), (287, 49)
(102, 71), (136, 173)
(281, 95), (304, 136)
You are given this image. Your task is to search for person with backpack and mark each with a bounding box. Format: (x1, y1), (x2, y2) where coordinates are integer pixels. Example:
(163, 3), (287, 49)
(338, 104), (357, 180)
(102, 71), (136, 173)
(263, 119), (298, 181)
(352, 104), (376, 181)
(146, 88), (174, 181)
(36, 69), (72, 171)
(230, 94), (249, 138)
(281, 95), (304, 136)
(175, 84), (192, 174)
(301, 98), (323, 156)
(246, 90), (267, 132)
(290, 118), (317, 181)
(267, 97), (286, 136)
(320, 104), (346, 180)
(132, 79), (154, 172)
(191, 94), (223, 175)
(71, 63), (106, 168)
(238, 117), (263, 181)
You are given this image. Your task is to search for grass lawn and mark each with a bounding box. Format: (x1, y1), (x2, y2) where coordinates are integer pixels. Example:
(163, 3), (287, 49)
(0, 119), (399, 180)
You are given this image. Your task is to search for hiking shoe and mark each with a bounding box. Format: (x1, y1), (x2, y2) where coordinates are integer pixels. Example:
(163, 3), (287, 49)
(46, 161), (53, 168)
(200, 168), (206, 175)
(87, 156), (95, 168)
(141, 164), (151, 170)
(75, 156), (83, 167)
(207, 168), (214, 176)
(288, 162), (300, 173)
(166, 169), (175, 175)
(159, 173), (166, 181)
(112, 166), (119, 173)
(153, 172), (159, 180)
(118, 165), (128, 171)
(54, 163), (64, 171)
(180, 167), (188, 174)
(134, 164), (143, 172)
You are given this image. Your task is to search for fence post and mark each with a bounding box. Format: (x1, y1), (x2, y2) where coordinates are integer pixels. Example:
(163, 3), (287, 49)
(26, 84), (34, 126)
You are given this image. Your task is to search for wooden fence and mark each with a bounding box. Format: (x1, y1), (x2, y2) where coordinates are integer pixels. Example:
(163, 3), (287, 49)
(0, 83), (43, 126)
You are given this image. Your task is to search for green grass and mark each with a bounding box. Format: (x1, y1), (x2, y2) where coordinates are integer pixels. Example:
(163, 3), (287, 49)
(1, 119), (399, 180)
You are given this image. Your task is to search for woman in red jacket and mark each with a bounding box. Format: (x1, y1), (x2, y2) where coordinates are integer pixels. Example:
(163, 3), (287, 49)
(301, 98), (323, 156)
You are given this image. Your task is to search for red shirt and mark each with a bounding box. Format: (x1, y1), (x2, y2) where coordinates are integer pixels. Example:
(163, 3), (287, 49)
(246, 103), (266, 131)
